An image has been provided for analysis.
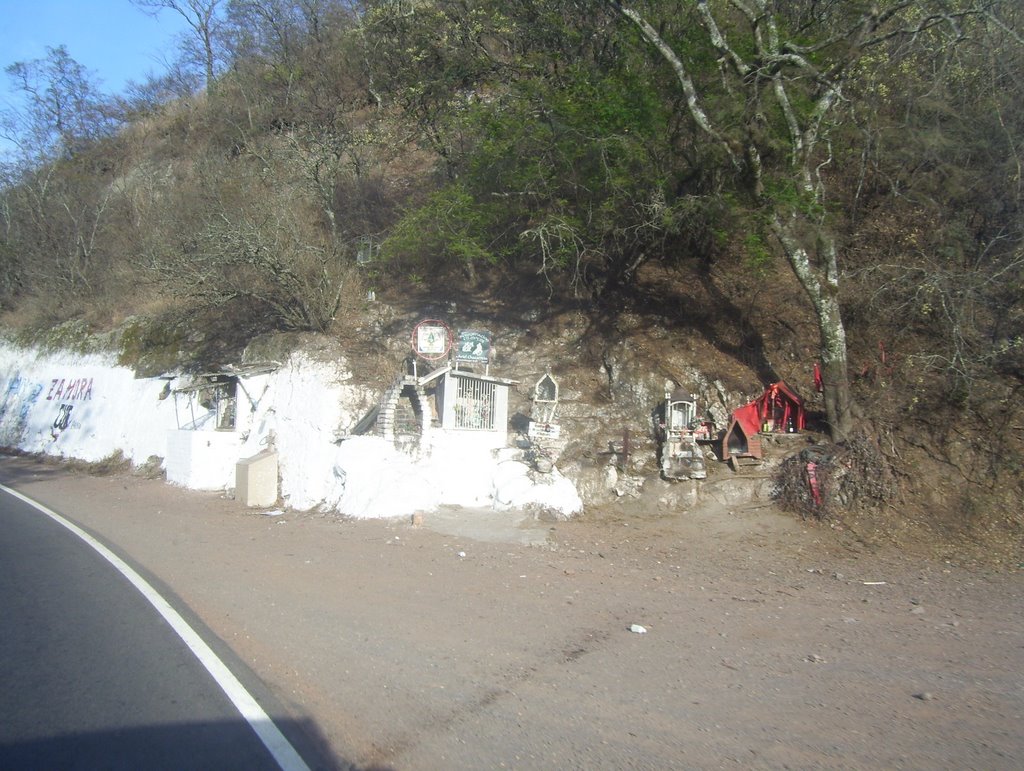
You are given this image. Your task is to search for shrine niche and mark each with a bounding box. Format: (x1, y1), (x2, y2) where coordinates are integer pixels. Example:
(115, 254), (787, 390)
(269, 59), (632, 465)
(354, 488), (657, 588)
(374, 320), (515, 453)
(166, 363), (279, 490)
(720, 381), (806, 471)
(657, 388), (708, 480)
(753, 381), (806, 434)
(171, 364), (278, 432)
(529, 372), (560, 439)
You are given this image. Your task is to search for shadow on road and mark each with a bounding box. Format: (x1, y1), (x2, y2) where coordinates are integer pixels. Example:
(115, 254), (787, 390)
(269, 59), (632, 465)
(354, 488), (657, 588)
(0, 716), (385, 771)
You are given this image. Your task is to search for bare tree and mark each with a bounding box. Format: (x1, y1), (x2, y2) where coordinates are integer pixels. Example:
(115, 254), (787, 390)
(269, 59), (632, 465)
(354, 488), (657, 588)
(142, 155), (356, 332)
(226, 0), (342, 65)
(1, 47), (118, 297)
(2, 45), (115, 163)
(131, 0), (227, 91)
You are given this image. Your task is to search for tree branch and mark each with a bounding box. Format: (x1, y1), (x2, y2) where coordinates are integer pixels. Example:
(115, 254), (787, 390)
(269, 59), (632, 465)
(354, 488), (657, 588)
(606, 0), (739, 167)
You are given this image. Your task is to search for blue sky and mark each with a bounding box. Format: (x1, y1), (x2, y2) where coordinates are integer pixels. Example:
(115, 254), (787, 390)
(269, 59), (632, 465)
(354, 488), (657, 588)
(0, 0), (189, 103)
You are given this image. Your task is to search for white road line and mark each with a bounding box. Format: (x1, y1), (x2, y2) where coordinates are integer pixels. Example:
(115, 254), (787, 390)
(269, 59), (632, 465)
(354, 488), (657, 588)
(1, 484), (310, 771)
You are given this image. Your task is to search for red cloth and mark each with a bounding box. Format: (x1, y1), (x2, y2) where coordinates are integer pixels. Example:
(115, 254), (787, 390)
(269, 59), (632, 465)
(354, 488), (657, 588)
(806, 462), (822, 505)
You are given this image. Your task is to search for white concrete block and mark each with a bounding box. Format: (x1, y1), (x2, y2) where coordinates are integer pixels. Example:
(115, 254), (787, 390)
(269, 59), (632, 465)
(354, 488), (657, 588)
(236, 450), (279, 507)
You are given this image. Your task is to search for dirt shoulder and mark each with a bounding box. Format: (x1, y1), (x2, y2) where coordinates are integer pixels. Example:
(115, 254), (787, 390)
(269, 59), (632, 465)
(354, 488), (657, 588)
(3, 455), (1022, 770)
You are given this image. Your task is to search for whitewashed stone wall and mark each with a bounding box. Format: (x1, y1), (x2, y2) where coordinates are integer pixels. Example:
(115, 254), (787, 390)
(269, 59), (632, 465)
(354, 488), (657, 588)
(0, 341), (582, 519)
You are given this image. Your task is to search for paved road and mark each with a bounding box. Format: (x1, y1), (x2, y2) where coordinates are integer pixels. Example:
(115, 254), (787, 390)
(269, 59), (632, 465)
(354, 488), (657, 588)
(0, 486), (308, 770)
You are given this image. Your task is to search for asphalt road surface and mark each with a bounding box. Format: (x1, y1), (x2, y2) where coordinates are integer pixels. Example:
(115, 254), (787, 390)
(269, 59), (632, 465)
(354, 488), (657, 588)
(0, 486), (309, 770)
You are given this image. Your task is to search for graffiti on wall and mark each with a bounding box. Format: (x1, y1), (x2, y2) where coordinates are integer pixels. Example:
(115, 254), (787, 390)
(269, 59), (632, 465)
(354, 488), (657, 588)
(46, 377), (94, 441)
(52, 404), (75, 431)
(0, 378), (44, 447)
(0, 373), (98, 447)
(47, 377), (94, 402)
(0, 375), (22, 424)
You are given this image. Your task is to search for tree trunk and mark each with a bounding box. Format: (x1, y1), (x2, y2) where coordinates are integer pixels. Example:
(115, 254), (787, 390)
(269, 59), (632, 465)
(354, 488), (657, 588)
(770, 214), (854, 440)
(817, 292), (854, 441)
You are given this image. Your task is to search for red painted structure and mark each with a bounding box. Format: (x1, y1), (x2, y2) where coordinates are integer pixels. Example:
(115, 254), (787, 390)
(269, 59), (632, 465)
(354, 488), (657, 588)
(754, 381), (806, 433)
(721, 381), (806, 464)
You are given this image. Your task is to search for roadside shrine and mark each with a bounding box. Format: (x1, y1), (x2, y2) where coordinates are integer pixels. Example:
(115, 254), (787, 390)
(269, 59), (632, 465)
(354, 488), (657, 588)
(721, 380), (806, 468)
(657, 388), (709, 480)
(375, 320), (517, 454)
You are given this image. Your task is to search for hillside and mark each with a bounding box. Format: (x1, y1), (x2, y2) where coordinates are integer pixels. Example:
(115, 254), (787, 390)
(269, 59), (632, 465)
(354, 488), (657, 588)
(1, 1), (1022, 564)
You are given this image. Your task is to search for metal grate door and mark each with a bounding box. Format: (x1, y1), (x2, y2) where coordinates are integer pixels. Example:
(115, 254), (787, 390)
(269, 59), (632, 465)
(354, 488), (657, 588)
(453, 377), (496, 430)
